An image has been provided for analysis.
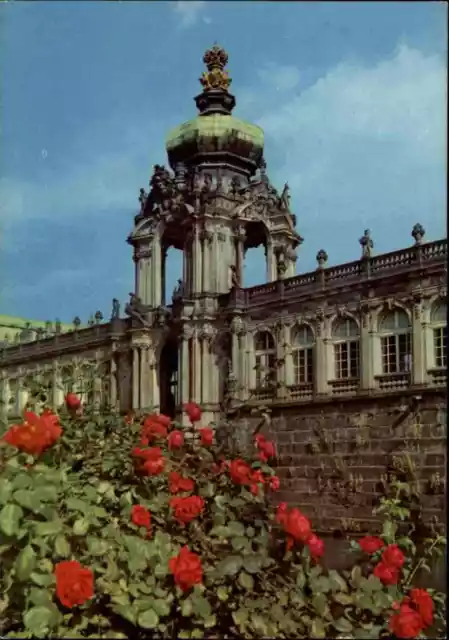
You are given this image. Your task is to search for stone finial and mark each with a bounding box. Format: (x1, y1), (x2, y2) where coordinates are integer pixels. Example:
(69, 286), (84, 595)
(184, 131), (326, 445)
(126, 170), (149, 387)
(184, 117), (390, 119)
(95, 310), (103, 324)
(111, 299), (120, 320)
(55, 319), (62, 334)
(411, 223), (425, 246)
(73, 316), (81, 330)
(200, 44), (231, 92)
(316, 249), (328, 268)
(359, 229), (373, 258)
(45, 320), (52, 334)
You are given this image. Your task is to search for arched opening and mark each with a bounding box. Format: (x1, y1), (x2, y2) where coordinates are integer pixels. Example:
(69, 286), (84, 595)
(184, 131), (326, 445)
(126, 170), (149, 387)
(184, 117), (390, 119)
(163, 246), (184, 306)
(242, 221), (268, 287)
(159, 339), (178, 418)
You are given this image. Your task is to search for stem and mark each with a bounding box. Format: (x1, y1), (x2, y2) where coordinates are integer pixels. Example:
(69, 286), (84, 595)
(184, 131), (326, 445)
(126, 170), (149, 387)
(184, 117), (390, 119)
(404, 537), (440, 587)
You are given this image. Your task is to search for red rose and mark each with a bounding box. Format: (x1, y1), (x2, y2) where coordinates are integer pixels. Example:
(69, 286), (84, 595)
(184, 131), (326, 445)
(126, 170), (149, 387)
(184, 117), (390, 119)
(184, 402), (202, 423)
(382, 544), (405, 569)
(3, 410), (62, 456)
(54, 560), (94, 608)
(168, 430), (184, 450)
(141, 416), (167, 441)
(389, 603), (424, 639)
(255, 434), (266, 447)
(169, 472), (195, 494)
(142, 457), (165, 476)
(284, 508), (311, 543)
(65, 392), (81, 410)
(251, 470), (265, 485)
(373, 561), (399, 585)
(229, 459), (252, 485)
(275, 502), (288, 525)
(410, 588), (434, 628)
(131, 505), (151, 532)
(250, 484), (259, 495)
(154, 413), (172, 428)
(132, 446), (162, 460)
(358, 536), (384, 554)
(255, 434), (276, 460)
(199, 428), (214, 446)
(268, 476), (280, 491)
(170, 495), (205, 524)
(169, 546), (203, 592)
(307, 533), (325, 560)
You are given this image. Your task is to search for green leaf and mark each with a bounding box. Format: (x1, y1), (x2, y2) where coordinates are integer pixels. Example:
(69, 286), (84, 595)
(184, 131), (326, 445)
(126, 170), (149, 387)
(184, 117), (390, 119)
(73, 518), (90, 536)
(232, 607), (248, 626)
(23, 605), (59, 638)
(328, 570), (348, 592)
(0, 478), (12, 504)
(382, 519), (397, 542)
(250, 614), (268, 635)
(28, 588), (52, 607)
(312, 593), (328, 616)
(0, 503), (23, 536)
(137, 609), (159, 629)
(151, 598), (172, 617)
(243, 554), (263, 574)
(13, 489), (42, 512)
(192, 595), (212, 618)
(217, 554), (243, 576)
(228, 520), (245, 536)
(217, 586), (228, 601)
(335, 617), (353, 633)
(87, 536), (110, 556)
(181, 598), (193, 617)
(350, 565), (362, 588)
(37, 486), (59, 502)
(310, 576), (331, 594)
(34, 519), (63, 537)
(30, 572), (54, 587)
(15, 544), (37, 581)
(310, 618), (326, 639)
(333, 592), (353, 605)
(364, 574), (383, 592)
(54, 535), (71, 558)
(238, 571), (254, 590)
(231, 535), (250, 552)
(209, 525), (230, 538)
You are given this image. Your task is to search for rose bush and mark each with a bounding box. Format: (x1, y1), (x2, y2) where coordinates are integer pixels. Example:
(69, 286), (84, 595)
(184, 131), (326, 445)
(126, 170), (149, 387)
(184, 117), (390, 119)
(0, 394), (446, 639)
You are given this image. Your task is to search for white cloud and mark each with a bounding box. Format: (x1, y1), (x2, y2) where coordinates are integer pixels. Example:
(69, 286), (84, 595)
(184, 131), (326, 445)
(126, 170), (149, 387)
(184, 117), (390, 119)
(1, 43), (445, 276)
(172, 1), (206, 28)
(251, 44), (446, 266)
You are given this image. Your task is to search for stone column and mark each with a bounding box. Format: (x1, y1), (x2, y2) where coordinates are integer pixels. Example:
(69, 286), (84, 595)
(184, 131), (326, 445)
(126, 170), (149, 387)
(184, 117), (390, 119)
(192, 227), (202, 294)
(284, 324), (294, 387)
(179, 332), (190, 404)
(211, 231), (219, 292)
(266, 241), (276, 281)
(315, 313), (328, 395)
(132, 347), (140, 409)
(360, 306), (374, 390)
(110, 352), (117, 410)
(193, 333), (201, 403)
(248, 333), (256, 390)
(0, 372), (8, 420)
(139, 345), (148, 410)
(412, 301), (425, 385)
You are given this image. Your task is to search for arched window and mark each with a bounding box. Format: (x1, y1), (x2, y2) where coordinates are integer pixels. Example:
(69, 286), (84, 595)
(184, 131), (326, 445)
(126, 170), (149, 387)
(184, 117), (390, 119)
(379, 309), (411, 374)
(430, 301), (447, 369)
(332, 317), (360, 379)
(254, 330), (276, 389)
(291, 325), (314, 385)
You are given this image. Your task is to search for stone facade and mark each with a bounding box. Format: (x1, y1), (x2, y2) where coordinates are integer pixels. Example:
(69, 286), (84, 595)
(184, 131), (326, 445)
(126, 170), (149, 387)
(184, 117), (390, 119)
(1, 47), (447, 527)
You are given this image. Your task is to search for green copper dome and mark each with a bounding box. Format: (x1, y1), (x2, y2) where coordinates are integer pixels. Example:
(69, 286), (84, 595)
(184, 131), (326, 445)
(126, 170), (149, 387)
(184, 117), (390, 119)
(165, 45), (265, 172)
(166, 114), (264, 163)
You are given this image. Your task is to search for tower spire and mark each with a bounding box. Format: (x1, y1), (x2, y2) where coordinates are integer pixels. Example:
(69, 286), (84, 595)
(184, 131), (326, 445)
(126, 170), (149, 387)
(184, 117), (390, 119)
(195, 44), (236, 116)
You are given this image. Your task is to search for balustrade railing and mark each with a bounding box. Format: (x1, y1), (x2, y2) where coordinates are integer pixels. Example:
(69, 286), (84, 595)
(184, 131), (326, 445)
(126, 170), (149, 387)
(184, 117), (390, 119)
(376, 372), (410, 392)
(330, 378), (360, 395)
(240, 239), (446, 306)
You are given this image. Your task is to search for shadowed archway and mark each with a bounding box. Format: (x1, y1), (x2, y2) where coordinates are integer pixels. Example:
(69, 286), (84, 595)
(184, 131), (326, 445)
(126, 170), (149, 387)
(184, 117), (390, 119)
(159, 340), (178, 418)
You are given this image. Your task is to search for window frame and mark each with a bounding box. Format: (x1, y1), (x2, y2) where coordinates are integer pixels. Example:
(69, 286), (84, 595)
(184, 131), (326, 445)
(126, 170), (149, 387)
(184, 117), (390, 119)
(331, 317), (360, 381)
(378, 309), (412, 375)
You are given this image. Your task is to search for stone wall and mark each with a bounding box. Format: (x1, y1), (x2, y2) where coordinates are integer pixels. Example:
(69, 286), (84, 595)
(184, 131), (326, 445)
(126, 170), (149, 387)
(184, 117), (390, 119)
(262, 389), (447, 537)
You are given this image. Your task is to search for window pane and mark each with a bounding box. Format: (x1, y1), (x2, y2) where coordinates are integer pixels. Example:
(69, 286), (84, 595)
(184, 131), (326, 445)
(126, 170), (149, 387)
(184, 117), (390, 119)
(398, 333), (411, 372)
(434, 327), (447, 368)
(292, 325), (314, 347)
(382, 335), (397, 374)
(333, 318), (359, 339)
(431, 302), (447, 324)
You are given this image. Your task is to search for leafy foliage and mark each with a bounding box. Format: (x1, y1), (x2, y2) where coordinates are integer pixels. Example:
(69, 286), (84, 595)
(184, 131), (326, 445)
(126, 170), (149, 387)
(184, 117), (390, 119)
(0, 396), (446, 639)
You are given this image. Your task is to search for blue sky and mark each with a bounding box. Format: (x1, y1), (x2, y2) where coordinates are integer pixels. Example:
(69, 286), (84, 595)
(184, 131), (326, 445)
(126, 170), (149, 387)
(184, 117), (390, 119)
(0, 0), (446, 323)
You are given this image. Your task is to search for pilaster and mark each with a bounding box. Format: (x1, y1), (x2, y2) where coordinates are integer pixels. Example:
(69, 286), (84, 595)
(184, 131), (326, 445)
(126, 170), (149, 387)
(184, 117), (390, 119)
(411, 299), (425, 385)
(360, 305), (375, 390)
(315, 311), (328, 395)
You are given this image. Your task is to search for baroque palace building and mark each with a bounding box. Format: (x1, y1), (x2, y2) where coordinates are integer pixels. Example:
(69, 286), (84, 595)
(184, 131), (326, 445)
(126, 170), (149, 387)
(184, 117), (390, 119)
(0, 45), (447, 428)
